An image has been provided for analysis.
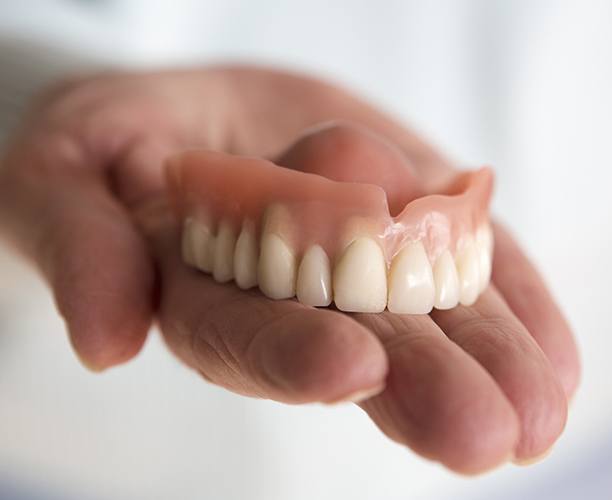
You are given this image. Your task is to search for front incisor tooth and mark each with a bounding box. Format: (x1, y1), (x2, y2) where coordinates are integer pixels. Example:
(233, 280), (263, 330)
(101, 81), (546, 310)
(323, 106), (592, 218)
(387, 241), (435, 314)
(233, 221), (258, 289)
(296, 245), (332, 307)
(258, 233), (297, 299)
(333, 237), (387, 313)
(456, 237), (481, 306)
(213, 219), (237, 283)
(433, 250), (460, 310)
(182, 217), (213, 272)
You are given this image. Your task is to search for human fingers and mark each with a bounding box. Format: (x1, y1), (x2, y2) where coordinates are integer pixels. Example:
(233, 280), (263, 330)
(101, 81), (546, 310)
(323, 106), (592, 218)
(138, 210), (388, 404)
(0, 134), (154, 370)
(275, 123), (518, 472)
(490, 223), (580, 399)
(276, 119), (579, 406)
(431, 287), (568, 462)
(355, 311), (519, 474)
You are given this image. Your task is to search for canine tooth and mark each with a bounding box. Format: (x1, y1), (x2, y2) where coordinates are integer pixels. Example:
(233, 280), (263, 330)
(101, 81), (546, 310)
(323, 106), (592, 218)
(387, 241), (435, 314)
(297, 245), (332, 307)
(213, 219), (237, 283)
(433, 250), (460, 310)
(456, 237), (480, 306)
(182, 217), (213, 272)
(233, 221), (258, 289)
(333, 237), (387, 313)
(258, 233), (297, 299)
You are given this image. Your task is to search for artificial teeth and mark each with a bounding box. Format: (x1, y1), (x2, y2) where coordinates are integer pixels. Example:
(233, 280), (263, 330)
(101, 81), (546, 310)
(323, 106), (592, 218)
(258, 233), (297, 299)
(333, 237), (387, 313)
(296, 245), (332, 307)
(233, 220), (258, 289)
(433, 250), (460, 310)
(476, 224), (493, 292)
(455, 236), (481, 306)
(213, 219), (237, 283)
(387, 241), (435, 314)
(182, 217), (213, 272)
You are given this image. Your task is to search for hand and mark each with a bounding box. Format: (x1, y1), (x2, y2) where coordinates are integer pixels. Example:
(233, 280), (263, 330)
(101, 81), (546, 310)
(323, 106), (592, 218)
(0, 68), (579, 473)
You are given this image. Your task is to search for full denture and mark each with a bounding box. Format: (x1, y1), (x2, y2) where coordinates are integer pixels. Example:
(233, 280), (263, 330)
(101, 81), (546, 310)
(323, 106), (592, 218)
(167, 150), (494, 314)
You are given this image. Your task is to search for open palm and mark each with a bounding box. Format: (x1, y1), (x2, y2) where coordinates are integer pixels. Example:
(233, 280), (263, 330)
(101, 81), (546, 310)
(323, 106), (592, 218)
(0, 68), (579, 474)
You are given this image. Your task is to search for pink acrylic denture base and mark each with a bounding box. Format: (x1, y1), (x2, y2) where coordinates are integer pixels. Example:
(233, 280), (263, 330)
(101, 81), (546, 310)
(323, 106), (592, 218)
(167, 150), (493, 264)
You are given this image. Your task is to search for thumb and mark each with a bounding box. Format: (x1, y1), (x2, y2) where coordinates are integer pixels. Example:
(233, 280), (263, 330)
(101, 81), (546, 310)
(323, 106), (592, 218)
(277, 122), (428, 215)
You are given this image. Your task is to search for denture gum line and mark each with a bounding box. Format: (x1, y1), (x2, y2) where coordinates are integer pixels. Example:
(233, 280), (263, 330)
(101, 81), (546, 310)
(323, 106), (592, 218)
(172, 151), (494, 314)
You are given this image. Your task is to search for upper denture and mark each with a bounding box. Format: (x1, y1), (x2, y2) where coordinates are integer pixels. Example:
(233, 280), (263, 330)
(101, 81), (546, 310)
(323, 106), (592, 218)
(167, 149), (494, 314)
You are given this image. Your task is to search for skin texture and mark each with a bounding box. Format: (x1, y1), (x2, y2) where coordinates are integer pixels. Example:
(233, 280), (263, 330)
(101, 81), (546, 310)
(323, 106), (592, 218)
(0, 67), (580, 474)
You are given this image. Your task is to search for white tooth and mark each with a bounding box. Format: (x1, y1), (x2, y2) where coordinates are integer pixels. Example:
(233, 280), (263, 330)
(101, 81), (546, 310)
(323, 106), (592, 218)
(206, 234), (216, 272)
(296, 245), (332, 307)
(257, 233), (297, 299)
(475, 224), (493, 292)
(182, 217), (213, 272)
(333, 237), (387, 313)
(213, 219), (237, 283)
(387, 241), (435, 314)
(456, 237), (480, 306)
(477, 242), (492, 292)
(476, 223), (494, 254)
(233, 221), (258, 289)
(433, 250), (460, 310)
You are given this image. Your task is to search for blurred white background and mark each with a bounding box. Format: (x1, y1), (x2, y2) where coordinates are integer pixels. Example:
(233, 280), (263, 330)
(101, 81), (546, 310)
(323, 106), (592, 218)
(0, 1), (611, 499)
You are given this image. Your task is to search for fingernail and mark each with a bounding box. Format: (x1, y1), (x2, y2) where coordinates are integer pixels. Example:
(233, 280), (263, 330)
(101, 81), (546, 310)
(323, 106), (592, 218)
(75, 352), (106, 373)
(512, 446), (554, 466)
(327, 383), (385, 405)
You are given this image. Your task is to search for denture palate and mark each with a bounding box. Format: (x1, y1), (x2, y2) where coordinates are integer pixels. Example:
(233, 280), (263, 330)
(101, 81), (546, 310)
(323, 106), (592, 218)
(168, 150), (494, 314)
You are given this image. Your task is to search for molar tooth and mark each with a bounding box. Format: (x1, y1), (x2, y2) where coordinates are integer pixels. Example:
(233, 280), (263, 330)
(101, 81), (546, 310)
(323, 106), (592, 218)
(233, 221), (258, 289)
(456, 237), (480, 306)
(433, 250), (460, 310)
(333, 237), (387, 313)
(182, 217), (213, 272)
(387, 241), (435, 314)
(258, 233), (297, 299)
(213, 219), (237, 283)
(296, 245), (332, 307)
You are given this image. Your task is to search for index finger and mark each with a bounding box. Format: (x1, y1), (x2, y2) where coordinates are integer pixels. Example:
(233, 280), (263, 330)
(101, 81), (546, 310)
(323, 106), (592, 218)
(137, 203), (389, 404)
